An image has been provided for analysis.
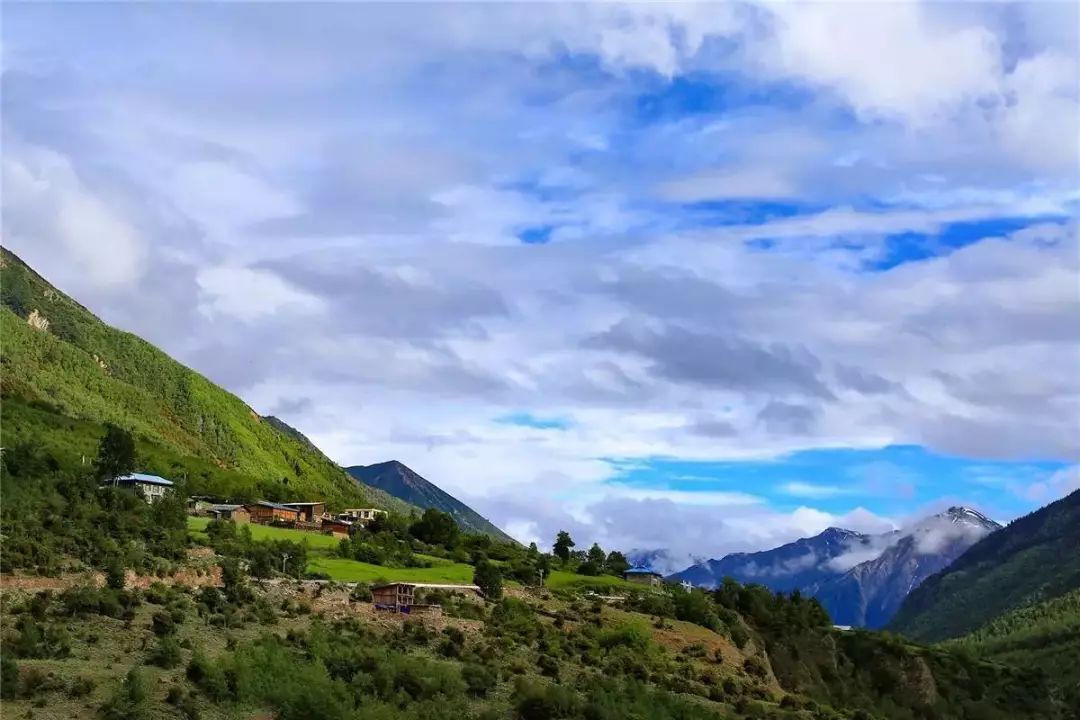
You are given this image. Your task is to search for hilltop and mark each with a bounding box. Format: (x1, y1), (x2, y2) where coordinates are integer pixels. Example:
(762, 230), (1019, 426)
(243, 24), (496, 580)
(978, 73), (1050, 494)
(347, 460), (514, 543)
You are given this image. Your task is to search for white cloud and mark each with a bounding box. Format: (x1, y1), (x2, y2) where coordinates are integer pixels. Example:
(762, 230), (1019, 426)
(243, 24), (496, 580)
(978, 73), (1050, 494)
(1021, 465), (1080, 504)
(196, 265), (325, 323)
(3, 1), (1076, 557)
(765, 3), (1002, 126)
(780, 481), (846, 499)
(2, 143), (146, 289)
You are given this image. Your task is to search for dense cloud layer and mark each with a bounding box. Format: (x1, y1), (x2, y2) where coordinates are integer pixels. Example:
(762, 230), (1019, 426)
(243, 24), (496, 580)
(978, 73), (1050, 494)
(2, 1), (1077, 557)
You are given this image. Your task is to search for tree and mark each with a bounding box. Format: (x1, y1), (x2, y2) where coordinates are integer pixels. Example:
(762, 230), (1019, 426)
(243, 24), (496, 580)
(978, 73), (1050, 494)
(605, 550), (629, 576)
(553, 531), (575, 565)
(409, 508), (460, 548)
(94, 424), (136, 483)
(577, 542), (607, 576)
(586, 543), (606, 567)
(473, 558), (503, 599)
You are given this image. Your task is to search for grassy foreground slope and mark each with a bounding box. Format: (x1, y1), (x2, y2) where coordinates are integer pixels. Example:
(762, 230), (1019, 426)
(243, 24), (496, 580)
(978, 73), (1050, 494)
(889, 488), (1080, 643)
(0, 248), (375, 508)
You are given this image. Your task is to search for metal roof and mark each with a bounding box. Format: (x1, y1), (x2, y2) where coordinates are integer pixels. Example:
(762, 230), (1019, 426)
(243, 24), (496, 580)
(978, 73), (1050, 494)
(624, 566), (662, 576)
(116, 473), (174, 487)
(250, 500), (301, 512)
(282, 502), (324, 507)
(371, 582), (482, 591)
(208, 504), (244, 512)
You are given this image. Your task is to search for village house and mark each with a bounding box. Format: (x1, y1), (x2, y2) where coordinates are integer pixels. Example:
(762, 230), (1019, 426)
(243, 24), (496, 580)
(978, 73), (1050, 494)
(207, 504), (250, 523)
(245, 501), (302, 525)
(339, 508), (387, 525)
(282, 502), (326, 523)
(370, 582), (483, 616)
(623, 566), (664, 588)
(110, 473), (174, 504)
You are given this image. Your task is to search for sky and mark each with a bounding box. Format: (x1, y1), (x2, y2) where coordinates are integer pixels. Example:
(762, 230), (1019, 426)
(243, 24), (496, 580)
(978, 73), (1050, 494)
(3, 2), (1079, 561)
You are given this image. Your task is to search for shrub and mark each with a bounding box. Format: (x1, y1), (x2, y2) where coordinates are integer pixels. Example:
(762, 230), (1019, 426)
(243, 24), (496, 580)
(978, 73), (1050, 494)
(150, 635), (183, 668)
(151, 610), (177, 636)
(350, 582), (373, 602)
(100, 667), (150, 720)
(462, 663), (497, 697)
(0, 657), (18, 699)
(514, 678), (580, 720)
(69, 676), (95, 698)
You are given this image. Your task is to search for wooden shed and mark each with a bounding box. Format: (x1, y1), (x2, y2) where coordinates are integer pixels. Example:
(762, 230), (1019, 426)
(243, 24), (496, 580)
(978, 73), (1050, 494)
(245, 501), (302, 525)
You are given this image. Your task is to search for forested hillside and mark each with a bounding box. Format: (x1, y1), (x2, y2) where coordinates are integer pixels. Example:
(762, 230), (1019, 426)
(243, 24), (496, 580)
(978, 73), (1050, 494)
(889, 489), (1080, 642)
(0, 248), (367, 507)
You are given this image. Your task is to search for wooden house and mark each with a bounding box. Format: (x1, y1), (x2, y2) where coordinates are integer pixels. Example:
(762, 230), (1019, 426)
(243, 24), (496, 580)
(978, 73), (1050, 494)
(207, 504), (250, 523)
(371, 582), (482, 614)
(372, 582), (415, 611)
(245, 501), (302, 525)
(282, 502), (326, 523)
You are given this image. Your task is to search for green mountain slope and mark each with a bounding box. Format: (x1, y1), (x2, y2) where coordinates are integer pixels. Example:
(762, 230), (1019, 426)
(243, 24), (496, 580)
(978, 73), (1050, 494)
(0, 248), (371, 507)
(347, 460), (514, 542)
(946, 588), (1080, 709)
(889, 489), (1080, 643)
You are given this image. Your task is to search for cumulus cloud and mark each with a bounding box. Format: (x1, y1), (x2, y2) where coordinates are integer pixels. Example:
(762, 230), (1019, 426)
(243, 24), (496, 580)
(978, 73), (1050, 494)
(2, 141), (146, 290)
(2, 1), (1076, 555)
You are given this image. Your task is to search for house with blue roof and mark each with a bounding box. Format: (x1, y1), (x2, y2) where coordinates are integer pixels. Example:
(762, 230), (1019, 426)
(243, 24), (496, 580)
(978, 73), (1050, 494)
(623, 565), (663, 588)
(111, 472), (174, 504)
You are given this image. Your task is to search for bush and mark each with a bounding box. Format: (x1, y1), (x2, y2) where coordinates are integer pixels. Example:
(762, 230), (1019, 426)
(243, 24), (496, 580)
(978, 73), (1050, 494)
(350, 583), (373, 602)
(462, 663), (497, 697)
(514, 678), (580, 720)
(150, 635), (183, 668)
(151, 609), (177, 636)
(69, 676), (96, 698)
(100, 667), (150, 720)
(0, 657), (18, 700)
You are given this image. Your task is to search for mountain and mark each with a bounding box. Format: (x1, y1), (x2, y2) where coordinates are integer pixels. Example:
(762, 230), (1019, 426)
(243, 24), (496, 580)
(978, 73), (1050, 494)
(0, 247), (375, 507)
(671, 507), (999, 629)
(810, 507), (1001, 628)
(890, 490), (1080, 642)
(669, 526), (884, 592)
(626, 549), (705, 576)
(346, 460), (514, 543)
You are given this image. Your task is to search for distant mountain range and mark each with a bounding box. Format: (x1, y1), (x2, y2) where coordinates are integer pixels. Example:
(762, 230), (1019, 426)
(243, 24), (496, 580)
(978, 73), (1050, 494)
(809, 507), (1001, 627)
(890, 489), (1080, 642)
(347, 460), (515, 543)
(669, 506), (1000, 628)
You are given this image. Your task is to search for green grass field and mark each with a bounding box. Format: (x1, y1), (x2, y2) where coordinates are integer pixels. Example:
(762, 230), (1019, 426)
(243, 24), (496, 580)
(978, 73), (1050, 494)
(546, 570), (634, 591)
(307, 557), (476, 584)
(187, 516), (476, 584)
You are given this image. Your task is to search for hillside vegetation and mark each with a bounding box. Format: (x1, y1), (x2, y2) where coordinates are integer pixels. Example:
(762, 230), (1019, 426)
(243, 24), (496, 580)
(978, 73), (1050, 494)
(946, 589), (1080, 710)
(2, 438), (1071, 719)
(889, 489), (1080, 642)
(0, 248), (378, 508)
